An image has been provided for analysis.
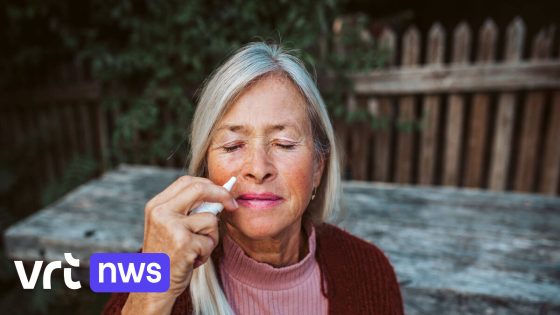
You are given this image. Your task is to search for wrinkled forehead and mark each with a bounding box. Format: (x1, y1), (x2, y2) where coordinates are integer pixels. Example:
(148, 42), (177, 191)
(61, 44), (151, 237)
(212, 73), (312, 138)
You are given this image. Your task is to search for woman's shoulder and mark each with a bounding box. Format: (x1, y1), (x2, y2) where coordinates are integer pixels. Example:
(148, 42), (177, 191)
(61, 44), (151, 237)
(314, 222), (400, 290)
(315, 222), (391, 263)
(314, 223), (404, 314)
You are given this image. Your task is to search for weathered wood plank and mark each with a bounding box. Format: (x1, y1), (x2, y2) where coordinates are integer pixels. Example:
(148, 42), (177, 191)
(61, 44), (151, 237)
(348, 94), (370, 180)
(443, 22), (471, 186)
(514, 93), (545, 192)
(4, 166), (559, 314)
(464, 94), (490, 187)
(340, 180), (560, 314)
(3, 165), (183, 264)
(333, 117), (350, 178)
(395, 96), (416, 183)
(92, 101), (109, 173)
(77, 102), (95, 158)
(346, 61), (560, 94)
(108, 101), (122, 166)
(63, 104), (80, 160)
(370, 97), (393, 182)
(464, 19), (497, 188)
(419, 23), (445, 186)
(489, 17), (525, 191)
(37, 107), (57, 182)
(395, 27), (420, 184)
(539, 91), (560, 195)
(371, 28), (396, 182)
(515, 27), (555, 192)
(50, 104), (68, 178)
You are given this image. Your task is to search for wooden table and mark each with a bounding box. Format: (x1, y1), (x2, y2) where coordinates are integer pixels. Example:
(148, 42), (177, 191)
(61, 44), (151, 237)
(5, 165), (560, 314)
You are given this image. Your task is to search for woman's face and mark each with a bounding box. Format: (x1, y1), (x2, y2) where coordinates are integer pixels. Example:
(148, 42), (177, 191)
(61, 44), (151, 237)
(207, 74), (324, 240)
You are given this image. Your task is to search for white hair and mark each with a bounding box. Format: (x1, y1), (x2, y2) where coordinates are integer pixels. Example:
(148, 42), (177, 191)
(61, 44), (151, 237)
(187, 42), (342, 315)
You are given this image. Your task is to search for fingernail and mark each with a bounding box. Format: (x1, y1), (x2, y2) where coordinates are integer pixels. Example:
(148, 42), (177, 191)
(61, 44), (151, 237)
(232, 199), (239, 209)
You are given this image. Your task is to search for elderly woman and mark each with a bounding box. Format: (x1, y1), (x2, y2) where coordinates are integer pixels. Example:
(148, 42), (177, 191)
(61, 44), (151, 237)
(103, 42), (403, 315)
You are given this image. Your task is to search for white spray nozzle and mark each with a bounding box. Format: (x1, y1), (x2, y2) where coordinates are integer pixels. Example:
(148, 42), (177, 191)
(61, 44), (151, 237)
(189, 177), (237, 215)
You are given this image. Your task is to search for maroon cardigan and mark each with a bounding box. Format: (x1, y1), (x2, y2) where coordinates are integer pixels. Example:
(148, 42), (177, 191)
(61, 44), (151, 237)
(102, 223), (404, 315)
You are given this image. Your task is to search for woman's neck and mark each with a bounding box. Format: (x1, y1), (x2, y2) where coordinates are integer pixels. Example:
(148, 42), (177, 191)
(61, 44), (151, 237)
(224, 220), (308, 267)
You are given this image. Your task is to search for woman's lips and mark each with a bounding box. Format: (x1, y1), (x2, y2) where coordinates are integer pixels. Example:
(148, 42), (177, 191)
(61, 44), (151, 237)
(236, 193), (284, 209)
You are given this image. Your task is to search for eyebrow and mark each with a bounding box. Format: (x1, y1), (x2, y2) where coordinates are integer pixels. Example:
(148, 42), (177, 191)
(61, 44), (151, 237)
(215, 123), (301, 135)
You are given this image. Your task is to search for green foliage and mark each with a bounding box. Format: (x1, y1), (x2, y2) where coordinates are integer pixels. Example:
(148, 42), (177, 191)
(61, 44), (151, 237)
(0, 2), (401, 312)
(1, 0), (395, 167)
(81, 0), (346, 165)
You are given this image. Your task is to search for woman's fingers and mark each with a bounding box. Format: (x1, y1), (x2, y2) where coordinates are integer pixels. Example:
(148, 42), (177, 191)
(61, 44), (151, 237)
(180, 213), (220, 248)
(146, 176), (212, 210)
(183, 213), (219, 235)
(140, 176), (235, 296)
(186, 232), (217, 265)
(162, 181), (238, 215)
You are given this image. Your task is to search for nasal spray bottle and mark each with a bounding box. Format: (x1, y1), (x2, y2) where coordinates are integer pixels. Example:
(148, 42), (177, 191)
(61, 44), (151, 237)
(189, 177), (237, 215)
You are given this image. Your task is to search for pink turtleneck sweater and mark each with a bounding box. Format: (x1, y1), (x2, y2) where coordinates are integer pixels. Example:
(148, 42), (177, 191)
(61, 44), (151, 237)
(219, 224), (328, 315)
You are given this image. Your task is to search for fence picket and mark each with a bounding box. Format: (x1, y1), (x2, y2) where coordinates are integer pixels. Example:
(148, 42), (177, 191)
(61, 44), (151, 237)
(539, 91), (560, 194)
(464, 19), (497, 188)
(108, 103), (122, 166)
(51, 104), (68, 177)
(348, 94), (370, 180)
(2, 16), (559, 198)
(443, 22), (471, 186)
(515, 27), (555, 192)
(63, 104), (79, 161)
(514, 29), (554, 192)
(77, 103), (94, 158)
(36, 108), (56, 183)
(371, 28), (396, 182)
(419, 22), (445, 185)
(93, 102), (109, 173)
(489, 17), (525, 191)
(395, 26), (420, 184)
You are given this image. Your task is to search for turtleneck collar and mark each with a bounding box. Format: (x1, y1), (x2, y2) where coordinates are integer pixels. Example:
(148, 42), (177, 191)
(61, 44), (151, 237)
(220, 221), (317, 290)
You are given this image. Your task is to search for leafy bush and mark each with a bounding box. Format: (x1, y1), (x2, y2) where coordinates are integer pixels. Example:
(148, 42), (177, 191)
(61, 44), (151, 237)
(2, 0), (391, 167)
(0, 2), (393, 312)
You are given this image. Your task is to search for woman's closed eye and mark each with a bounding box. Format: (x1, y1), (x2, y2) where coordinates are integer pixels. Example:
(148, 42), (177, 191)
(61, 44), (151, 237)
(222, 143), (244, 152)
(274, 142), (297, 150)
(220, 140), (300, 153)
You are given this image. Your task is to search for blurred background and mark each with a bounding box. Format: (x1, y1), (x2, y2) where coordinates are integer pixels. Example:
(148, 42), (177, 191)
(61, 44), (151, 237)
(0, 0), (559, 313)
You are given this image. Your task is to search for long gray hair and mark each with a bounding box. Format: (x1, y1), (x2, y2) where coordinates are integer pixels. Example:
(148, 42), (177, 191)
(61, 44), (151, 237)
(187, 42), (342, 315)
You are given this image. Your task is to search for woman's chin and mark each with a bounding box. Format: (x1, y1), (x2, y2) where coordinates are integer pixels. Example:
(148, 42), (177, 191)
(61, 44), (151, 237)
(227, 216), (286, 240)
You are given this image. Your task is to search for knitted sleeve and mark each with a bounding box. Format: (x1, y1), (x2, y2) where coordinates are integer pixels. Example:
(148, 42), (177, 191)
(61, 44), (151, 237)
(101, 292), (129, 315)
(101, 290), (193, 315)
(316, 223), (405, 315)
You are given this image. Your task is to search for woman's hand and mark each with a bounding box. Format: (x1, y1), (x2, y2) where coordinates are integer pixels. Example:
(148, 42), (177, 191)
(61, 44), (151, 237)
(122, 176), (238, 315)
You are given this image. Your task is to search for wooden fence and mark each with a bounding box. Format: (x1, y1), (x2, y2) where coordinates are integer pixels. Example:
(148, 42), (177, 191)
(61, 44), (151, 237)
(334, 17), (560, 195)
(1, 17), (559, 204)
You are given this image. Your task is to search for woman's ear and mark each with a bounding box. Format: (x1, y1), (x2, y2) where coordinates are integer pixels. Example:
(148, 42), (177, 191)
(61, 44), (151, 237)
(313, 156), (325, 188)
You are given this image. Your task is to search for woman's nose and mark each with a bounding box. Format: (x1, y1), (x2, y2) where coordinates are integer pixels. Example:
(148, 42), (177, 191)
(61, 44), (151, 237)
(241, 145), (276, 184)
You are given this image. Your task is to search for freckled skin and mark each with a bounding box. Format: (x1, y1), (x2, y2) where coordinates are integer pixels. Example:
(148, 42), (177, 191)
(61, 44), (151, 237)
(207, 74), (324, 265)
